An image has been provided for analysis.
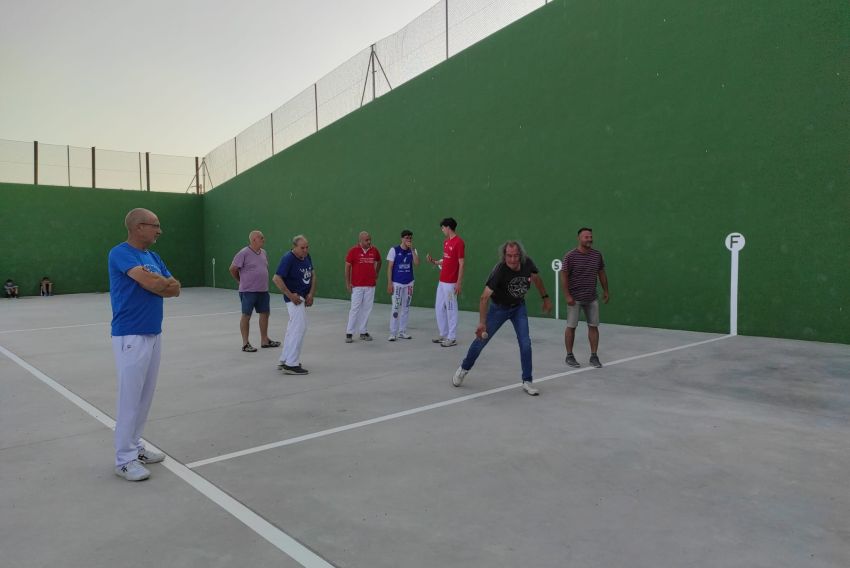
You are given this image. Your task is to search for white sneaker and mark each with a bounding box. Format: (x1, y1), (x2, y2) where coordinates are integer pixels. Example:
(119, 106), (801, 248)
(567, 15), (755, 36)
(522, 381), (539, 396)
(115, 460), (150, 481)
(440, 338), (458, 347)
(453, 367), (469, 387)
(432, 336), (446, 343)
(138, 448), (165, 464)
(397, 332), (412, 340)
(388, 334), (397, 342)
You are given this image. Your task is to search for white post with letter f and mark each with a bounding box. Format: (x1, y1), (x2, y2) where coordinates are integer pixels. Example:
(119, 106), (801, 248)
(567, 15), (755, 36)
(724, 233), (745, 336)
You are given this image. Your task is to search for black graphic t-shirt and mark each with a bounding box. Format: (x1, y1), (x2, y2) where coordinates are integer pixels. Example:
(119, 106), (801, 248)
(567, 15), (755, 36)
(485, 257), (539, 307)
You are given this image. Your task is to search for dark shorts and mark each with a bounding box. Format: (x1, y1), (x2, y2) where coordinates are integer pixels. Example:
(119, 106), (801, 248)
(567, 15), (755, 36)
(239, 291), (270, 315)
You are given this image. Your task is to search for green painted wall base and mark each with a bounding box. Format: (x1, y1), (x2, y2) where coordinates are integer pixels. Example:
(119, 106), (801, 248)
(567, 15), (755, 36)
(0, 183), (203, 295)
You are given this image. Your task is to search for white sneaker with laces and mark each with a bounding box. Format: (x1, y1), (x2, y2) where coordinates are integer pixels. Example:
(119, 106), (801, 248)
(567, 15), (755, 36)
(397, 332), (412, 339)
(453, 367), (468, 387)
(138, 448), (165, 464)
(522, 381), (539, 396)
(432, 336), (446, 343)
(115, 460), (150, 481)
(441, 338), (458, 347)
(388, 334), (397, 341)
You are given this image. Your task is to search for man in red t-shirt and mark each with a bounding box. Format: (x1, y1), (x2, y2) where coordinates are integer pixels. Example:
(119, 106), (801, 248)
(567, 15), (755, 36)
(426, 217), (465, 347)
(345, 231), (382, 342)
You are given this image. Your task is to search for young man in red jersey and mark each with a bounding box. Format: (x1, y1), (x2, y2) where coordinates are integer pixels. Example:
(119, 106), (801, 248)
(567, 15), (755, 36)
(426, 217), (464, 347)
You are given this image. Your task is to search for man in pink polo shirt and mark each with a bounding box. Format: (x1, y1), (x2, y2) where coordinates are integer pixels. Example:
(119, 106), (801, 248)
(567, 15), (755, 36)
(345, 231), (382, 343)
(230, 230), (279, 352)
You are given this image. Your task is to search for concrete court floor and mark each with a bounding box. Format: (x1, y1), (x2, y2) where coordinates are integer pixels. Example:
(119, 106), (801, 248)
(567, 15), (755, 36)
(0, 287), (848, 568)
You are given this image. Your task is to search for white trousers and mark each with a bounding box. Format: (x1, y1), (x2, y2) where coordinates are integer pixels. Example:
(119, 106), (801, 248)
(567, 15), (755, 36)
(346, 286), (375, 334)
(435, 281), (458, 340)
(389, 282), (414, 334)
(280, 300), (307, 366)
(112, 334), (161, 467)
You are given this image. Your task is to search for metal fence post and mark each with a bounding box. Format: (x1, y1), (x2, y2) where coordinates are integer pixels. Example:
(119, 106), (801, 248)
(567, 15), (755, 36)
(91, 146), (96, 188)
(34, 141), (38, 185)
(195, 157), (200, 194)
(270, 113), (275, 156)
(145, 152), (151, 191)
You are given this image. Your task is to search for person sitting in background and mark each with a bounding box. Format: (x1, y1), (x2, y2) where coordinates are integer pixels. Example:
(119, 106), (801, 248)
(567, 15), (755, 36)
(4, 278), (19, 298)
(40, 276), (53, 296)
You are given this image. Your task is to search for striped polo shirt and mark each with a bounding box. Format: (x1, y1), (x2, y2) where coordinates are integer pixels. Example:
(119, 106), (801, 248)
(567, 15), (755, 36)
(562, 248), (605, 303)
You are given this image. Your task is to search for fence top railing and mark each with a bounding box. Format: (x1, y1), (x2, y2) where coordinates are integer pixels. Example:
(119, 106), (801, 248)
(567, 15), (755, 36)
(203, 0), (551, 190)
(1, 1), (551, 194)
(0, 138), (203, 194)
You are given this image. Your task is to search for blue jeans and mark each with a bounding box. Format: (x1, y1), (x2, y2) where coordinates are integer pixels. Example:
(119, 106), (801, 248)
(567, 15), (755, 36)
(461, 301), (533, 381)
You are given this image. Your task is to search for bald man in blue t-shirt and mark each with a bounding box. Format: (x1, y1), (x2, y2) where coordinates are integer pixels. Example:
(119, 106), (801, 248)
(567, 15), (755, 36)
(108, 208), (180, 481)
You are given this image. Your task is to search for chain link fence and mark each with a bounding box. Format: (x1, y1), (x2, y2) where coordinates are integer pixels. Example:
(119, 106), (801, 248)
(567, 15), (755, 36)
(203, 0), (550, 189)
(1, 0), (549, 193)
(0, 139), (201, 193)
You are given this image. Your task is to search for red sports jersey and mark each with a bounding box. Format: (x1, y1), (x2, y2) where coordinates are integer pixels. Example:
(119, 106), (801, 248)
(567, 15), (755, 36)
(346, 245), (381, 287)
(439, 236), (465, 284)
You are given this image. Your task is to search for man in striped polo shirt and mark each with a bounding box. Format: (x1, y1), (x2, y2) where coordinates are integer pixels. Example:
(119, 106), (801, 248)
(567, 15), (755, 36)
(561, 227), (610, 368)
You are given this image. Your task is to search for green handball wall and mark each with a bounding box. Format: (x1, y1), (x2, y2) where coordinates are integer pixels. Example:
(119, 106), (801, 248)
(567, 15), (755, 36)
(204, 0), (848, 344)
(4, 0), (845, 345)
(0, 183), (204, 294)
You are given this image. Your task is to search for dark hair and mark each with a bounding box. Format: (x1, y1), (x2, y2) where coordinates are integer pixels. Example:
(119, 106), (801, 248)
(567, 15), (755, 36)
(440, 217), (457, 231)
(577, 227), (592, 235)
(400, 229), (413, 238)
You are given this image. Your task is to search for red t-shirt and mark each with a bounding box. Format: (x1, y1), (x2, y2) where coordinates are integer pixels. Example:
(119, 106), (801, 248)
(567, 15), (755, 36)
(439, 235), (465, 284)
(346, 245), (381, 287)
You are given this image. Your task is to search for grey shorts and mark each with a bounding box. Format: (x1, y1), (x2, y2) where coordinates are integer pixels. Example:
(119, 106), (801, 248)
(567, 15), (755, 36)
(566, 300), (599, 328)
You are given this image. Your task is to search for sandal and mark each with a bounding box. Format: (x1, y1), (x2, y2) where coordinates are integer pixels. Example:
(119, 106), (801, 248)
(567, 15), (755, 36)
(242, 343), (257, 352)
(261, 340), (281, 348)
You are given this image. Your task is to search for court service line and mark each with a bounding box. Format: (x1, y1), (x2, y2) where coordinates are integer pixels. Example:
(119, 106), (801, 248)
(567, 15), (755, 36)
(0, 344), (335, 568)
(0, 310), (247, 335)
(187, 334), (733, 469)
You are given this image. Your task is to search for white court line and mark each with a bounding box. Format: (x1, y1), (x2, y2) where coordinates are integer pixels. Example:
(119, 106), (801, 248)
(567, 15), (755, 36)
(187, 334), (733, 469)
(0, 343), (334, 568)
(0, 310), (249, 335)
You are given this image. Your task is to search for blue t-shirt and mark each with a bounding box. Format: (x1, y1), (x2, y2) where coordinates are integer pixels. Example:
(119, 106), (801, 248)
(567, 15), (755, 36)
(275, 252), (313, 302)
(388, 245), (415, 285)
(108, 242), (172, 336)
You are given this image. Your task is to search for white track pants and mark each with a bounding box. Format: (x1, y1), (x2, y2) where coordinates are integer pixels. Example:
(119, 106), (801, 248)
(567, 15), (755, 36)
(435, 281), (458, 340)
(346, 286), (375, 335)
(389, 283), (414, 335)
(280, 300), (307, 366)
(112, 334), (161, 467)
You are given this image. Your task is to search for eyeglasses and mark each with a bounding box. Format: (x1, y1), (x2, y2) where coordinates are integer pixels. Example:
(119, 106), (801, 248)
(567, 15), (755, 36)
(140, 223), (161, 229)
